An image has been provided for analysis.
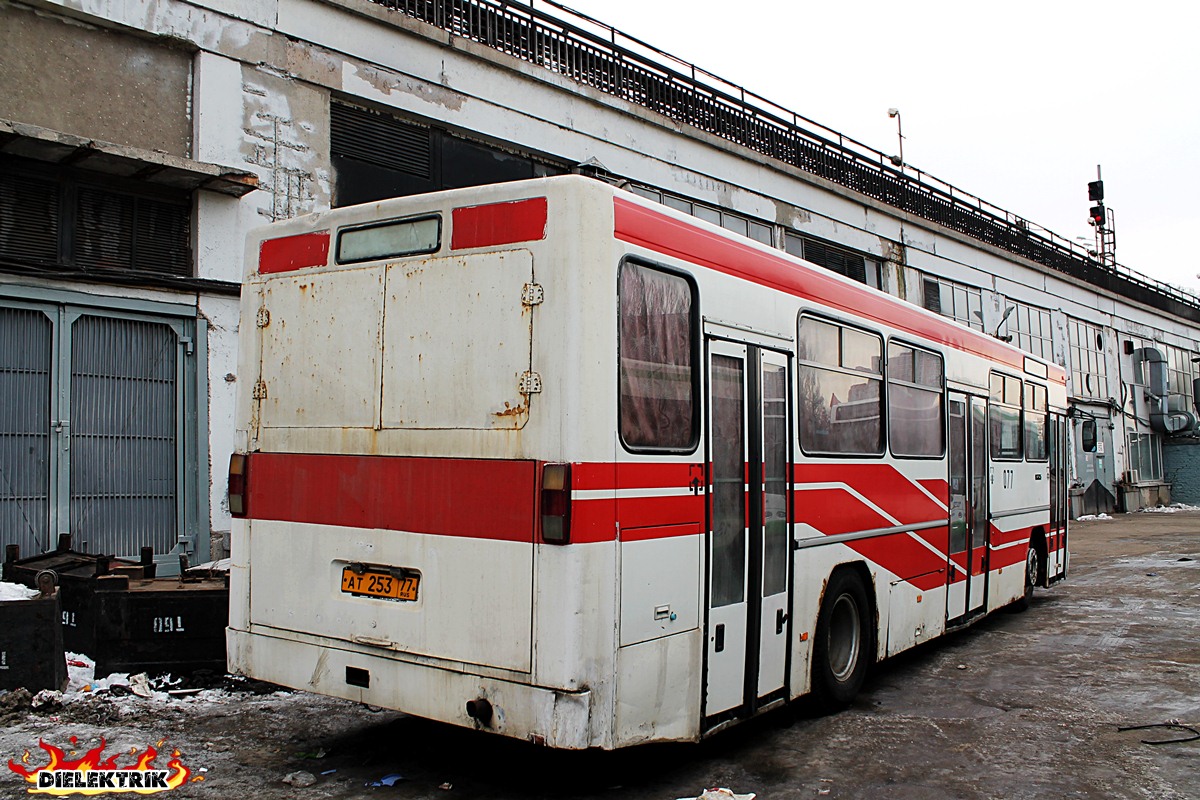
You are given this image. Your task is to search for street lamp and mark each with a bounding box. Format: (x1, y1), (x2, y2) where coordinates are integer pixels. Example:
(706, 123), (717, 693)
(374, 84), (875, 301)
(887, 107), (904, 168)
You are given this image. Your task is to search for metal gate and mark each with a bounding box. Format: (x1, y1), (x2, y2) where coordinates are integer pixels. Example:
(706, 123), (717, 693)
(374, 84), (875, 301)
(0, 300), (198, 563)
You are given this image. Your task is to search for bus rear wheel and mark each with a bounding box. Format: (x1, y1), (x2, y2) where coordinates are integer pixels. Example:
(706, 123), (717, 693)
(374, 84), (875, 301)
(1013, 544), (1040, 612)
(811, 569), (871, 712)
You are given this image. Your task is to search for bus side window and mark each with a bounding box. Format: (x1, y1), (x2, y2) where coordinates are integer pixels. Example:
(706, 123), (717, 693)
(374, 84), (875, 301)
(797, 316), (884, 456)
(1024, 382), (1048, 461)
(618, 261), (698, 452)
(887, 341), (944, 457)
(989, 372), (1023, 460)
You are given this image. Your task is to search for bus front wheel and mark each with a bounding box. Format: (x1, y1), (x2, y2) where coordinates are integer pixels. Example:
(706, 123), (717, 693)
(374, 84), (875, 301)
(811, 569), (871, 712)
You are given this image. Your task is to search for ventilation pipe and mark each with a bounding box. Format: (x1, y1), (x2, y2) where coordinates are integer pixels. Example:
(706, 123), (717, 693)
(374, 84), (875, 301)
(1134, 347), (1189, 434)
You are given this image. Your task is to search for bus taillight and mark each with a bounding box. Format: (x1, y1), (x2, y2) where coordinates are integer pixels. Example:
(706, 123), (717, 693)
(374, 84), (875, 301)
(540, 463), (572, 544)
(228, 453), (250, 518)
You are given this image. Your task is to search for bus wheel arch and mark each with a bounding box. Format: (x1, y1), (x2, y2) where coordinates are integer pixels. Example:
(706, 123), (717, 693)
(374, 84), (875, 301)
(810, 563), (875, 712)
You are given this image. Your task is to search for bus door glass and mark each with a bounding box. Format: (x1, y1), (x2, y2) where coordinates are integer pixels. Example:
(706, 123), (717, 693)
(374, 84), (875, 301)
(968, 396), (990, 616)
(946, 393), (989, 622)
(946, 395), (968, 620)
(704, 340), (792, 721)
(1048, 412), (1068, 578)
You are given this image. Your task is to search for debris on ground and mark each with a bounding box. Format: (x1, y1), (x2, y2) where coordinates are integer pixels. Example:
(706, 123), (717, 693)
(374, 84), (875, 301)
(283, 770), (318, 788)
(368, 774), (407, 787)
(676, 789), (756, 800)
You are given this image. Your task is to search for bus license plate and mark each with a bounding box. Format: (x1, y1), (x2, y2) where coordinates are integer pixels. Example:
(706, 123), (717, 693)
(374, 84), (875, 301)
(340, 568), (419, 601)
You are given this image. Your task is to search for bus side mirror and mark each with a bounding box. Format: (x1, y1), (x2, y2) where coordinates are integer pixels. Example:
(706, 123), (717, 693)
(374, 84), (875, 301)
(1081, 419), (1097, 453)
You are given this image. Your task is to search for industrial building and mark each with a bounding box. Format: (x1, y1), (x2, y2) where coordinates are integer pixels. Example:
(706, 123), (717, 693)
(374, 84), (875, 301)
(2, 0), (1198, 566)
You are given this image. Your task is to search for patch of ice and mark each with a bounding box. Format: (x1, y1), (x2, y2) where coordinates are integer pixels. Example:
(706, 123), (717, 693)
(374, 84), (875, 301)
(0, 581), (40, 602)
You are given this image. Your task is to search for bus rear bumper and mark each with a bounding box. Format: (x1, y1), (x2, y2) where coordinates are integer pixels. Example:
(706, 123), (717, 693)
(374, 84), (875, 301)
(226, 626), (594, 749)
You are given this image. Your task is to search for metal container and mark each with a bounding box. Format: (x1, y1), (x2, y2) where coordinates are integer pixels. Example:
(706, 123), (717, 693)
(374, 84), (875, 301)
(0, 587), (67, 692)
(4, 541), (228, 678)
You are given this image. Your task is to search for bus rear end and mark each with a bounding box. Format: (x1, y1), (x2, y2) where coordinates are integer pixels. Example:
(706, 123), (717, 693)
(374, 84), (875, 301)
(226, 177), (618, 748)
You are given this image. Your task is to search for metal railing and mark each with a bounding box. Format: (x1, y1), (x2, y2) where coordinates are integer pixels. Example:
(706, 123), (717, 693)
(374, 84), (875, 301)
(370, 0), (1200, 319)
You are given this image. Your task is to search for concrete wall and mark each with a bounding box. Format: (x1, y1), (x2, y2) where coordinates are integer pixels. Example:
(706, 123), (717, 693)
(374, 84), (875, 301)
(0, 2), (193, 156)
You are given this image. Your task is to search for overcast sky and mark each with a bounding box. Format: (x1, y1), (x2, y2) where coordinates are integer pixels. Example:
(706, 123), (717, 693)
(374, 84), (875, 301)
(555, 0), (1200, 291)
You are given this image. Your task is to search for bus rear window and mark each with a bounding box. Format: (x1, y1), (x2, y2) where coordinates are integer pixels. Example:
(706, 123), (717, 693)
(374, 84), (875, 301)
(619, 261), (697, 452)
(336, 215), (440, 264)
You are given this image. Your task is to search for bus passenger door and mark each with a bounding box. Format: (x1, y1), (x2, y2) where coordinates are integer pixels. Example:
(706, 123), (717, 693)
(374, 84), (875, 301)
(946, 393), (989, 623)
(756, 351), (791, 703)
(1047, 413), (1068, 578)
(704, 340), (791, 722)
(946, 395), (969, 621)
(966, 396), (990, 616)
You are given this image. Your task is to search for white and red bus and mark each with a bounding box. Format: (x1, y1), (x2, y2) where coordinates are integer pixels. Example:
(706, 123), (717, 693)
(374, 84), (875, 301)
(226, 175), (1068, 749)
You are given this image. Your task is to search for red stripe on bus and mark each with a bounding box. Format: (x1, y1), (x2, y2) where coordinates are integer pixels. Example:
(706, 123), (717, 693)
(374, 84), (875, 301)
(850, 534), (947, 592)
(620, 522), (703, 542)
(259, 231), (330, 274)
(574, 461), (702, 491)
(793, 488), (894, 535)
(918, 479), (950, 504)
(451, 197), (547, 250)
(613, 198), (1060, 379)
(245, 453), (535, 542)
(793, 463), (948, 526)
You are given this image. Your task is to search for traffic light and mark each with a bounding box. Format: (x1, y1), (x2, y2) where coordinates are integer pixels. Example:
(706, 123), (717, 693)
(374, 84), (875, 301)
(1088, 180), (1104, 202)
(1089, 204), (1106, 228)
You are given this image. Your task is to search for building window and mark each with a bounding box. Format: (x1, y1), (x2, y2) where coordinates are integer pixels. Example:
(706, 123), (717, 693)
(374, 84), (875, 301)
(618, 261), (697, 452)
(628, 183), (888, 289)
(1068, 318), (1108, 400)
(887, 342), (944, 457)
(0, 156), (192, 280)
(1126, 429), (1163, 482)
(1164, 344), (1196, 415)
(330, 101), (564, 207)
(630, 185), (773, 245)
(922, 275), (984, 331)
(798, 316), (884, 455)
(1009, 301), (1053, 361)
(785, 233), (881, 289)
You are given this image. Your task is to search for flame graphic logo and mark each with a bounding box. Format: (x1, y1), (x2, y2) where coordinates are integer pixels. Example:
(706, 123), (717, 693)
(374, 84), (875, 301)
(7, 737), (200, 796)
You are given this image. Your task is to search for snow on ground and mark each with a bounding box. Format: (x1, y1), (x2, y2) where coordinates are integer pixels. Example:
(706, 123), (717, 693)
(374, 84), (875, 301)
(1138, 503), (1200, 513)
(1076, 513), (1113, 521)
(0, 581), (41, 601)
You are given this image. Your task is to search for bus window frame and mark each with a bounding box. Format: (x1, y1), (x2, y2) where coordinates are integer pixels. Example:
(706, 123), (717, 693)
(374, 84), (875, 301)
(616, 256), (702, 456)
(989, 370), (1024, 461)
(1024, 381), (1050, 463)
(886, 337), (946, 460)
(796, 311), (886, 459)
(335, 213), (442, 265)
